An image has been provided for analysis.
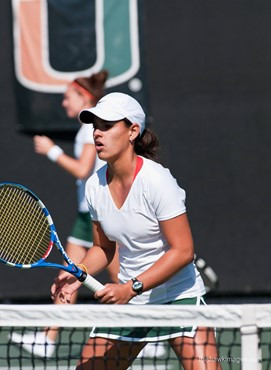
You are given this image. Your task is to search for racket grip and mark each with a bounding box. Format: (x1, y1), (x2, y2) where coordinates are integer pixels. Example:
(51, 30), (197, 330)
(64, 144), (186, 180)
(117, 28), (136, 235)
(82, 274), (105, 293)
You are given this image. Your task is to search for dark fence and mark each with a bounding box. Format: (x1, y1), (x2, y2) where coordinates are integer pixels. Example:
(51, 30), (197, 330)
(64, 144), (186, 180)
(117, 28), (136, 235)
(1, 0), (271, 301)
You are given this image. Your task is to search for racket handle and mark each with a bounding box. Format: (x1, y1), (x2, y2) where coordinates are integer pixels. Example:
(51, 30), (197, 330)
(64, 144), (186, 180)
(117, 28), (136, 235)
(82, 274), (105, 293)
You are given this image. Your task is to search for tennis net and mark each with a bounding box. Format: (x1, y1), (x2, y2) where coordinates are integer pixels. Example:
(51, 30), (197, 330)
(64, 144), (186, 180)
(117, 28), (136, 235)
(0, 303), (270, 369)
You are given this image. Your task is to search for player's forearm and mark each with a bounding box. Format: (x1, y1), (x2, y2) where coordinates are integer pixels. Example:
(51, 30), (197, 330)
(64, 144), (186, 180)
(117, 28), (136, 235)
(135, 247), (194, 293)
(55, 153), (91, 179)
(80, 245), (116, 276)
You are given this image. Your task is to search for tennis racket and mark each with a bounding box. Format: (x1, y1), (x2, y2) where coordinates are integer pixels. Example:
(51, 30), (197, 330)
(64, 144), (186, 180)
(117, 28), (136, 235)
(0, 182), (104, 293)
(194, 254), (219, 293)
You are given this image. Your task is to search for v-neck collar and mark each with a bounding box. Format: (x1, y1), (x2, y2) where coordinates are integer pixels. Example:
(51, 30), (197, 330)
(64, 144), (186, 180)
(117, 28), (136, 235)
(106, 156), (143, 211)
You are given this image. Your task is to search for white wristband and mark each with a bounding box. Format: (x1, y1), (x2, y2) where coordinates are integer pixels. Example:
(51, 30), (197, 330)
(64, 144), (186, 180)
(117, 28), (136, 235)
(47, 145), (64, 162)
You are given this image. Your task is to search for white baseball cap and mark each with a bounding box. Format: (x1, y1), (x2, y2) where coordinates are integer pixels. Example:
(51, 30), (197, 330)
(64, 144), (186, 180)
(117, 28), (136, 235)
(79, 92), (146, 135)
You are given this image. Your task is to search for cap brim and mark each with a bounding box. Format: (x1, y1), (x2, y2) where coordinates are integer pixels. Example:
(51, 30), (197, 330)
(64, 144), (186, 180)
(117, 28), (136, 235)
(79, 106), (125, 124)
(79, 110), (95, 124)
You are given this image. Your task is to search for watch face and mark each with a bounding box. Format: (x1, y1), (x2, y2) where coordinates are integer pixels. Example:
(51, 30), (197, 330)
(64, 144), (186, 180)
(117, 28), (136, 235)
(132, 279), (143, 294)
(133, 281), (142, 290)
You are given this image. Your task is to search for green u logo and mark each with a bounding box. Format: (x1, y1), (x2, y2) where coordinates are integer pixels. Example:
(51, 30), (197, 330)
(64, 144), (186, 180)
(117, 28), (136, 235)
(12, 0), (140, 93)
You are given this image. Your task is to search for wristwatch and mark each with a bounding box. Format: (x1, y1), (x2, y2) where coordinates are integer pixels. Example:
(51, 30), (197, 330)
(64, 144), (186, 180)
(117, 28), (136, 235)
(131, 278), (143, 295)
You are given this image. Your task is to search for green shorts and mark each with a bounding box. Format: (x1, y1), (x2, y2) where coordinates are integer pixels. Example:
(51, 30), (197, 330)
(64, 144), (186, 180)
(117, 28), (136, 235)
(67, 212), (93, 248)
(89, 296), (206, 342)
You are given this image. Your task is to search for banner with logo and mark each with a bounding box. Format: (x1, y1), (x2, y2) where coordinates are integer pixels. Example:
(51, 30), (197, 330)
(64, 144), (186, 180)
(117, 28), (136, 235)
(12, 0), (147, 132)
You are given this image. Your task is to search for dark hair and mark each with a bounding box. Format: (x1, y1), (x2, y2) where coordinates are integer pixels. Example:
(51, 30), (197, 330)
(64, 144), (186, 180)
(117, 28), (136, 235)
(134, 128), (160, 161)
(74, 70), (108, 102)
(124, 119), (159, 161)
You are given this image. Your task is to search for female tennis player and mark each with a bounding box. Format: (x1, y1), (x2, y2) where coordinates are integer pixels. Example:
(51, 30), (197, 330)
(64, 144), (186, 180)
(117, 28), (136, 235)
(51, 92), (221, 370)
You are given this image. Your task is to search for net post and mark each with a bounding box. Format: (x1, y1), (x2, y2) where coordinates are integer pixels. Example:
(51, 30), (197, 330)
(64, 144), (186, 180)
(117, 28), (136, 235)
(240, 325), (261, 370)
(240, 305), (262, 370)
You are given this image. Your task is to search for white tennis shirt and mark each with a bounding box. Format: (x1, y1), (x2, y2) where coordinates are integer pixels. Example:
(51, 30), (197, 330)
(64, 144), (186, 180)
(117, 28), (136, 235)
(85, 156), (205, 304)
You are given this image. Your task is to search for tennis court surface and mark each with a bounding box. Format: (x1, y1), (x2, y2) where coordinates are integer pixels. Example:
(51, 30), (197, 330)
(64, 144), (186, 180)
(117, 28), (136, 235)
(0, 304), (270, 369)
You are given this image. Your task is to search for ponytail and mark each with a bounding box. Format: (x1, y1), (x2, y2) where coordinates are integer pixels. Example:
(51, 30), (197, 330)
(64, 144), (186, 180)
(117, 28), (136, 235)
(134, 128), (160, 162)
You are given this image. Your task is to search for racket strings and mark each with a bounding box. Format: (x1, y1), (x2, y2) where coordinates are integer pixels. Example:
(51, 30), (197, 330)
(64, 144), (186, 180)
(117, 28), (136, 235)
(15, 189), (51, 263)
(1, 187), (50, 264)
(0, 185), (51, 265)
(13, 192), (48, 263)
(0, 189), (31, 262)
(1, 191), (35, 257)
(17, 192), (49, 263)
(1, 188), (36, 263)
(0, 188), (27, 255)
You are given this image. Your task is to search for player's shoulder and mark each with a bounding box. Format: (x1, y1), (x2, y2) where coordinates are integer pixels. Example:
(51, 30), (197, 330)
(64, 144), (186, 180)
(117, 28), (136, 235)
(141, 157), (173, 183)
(140, 157), (184, 198)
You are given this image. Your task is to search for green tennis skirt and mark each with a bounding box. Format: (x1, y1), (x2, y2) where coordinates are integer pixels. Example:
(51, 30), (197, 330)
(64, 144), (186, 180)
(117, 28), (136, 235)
(89, 296), (206, 342)
(67, 212), (93, 247)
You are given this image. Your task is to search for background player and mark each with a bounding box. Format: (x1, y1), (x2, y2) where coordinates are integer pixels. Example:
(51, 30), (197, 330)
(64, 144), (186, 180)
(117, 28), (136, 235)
(10, 71), (119, 358)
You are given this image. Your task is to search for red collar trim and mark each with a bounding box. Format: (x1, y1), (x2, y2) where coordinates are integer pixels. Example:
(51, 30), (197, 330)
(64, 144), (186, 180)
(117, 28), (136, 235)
(106, 156), (143, 183)
(133, 156), (143, 181)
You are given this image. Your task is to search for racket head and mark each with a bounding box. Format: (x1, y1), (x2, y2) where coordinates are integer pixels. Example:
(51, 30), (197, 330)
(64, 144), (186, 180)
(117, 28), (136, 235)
(0, 182), (55, 268)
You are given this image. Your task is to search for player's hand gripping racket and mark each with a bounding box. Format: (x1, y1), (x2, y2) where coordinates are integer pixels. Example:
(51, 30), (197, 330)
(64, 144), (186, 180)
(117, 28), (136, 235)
(0, 182), (104, 293)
